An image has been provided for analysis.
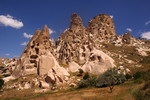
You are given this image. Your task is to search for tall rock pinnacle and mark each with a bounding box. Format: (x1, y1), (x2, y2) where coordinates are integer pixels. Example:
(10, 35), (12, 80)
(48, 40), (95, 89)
(56, 13), (88, 64)
(87, 14), (116, 41)
(41, 25), (50, 35)
(69, 13), (85, 31)
(12, 25), (55, 77)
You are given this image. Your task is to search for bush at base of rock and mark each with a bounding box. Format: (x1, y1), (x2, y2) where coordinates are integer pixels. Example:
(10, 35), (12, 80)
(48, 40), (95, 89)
(0, 79), (4, 89)
(77, 68), (126, 92)
(77, 69), (84, 76)
(133, 71), (145, 80)
(77, 76), (96, 88)
(83, 72), (90, 80)
(125, 74), (132, 80)
(96, 69), (126, 87)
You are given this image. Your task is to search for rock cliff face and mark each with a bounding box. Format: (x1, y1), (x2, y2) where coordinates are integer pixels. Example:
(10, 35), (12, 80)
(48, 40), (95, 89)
(87, 14), (116, 42)
(56, 13), (89, 65)
(13, 25), (53, 77)
(12, 25), (69, 84)
(0, 57), (17, 77)
(56, 13), (116, 74)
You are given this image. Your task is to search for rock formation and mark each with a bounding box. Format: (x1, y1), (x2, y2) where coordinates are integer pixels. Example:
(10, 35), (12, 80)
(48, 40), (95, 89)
(12, 25), (54, 77)
(81, 49), (115, 74)
(87, 14), (116, 42)
(56, 13), (116, 74)
(0, 57), (17, 77)
(122, 32), (131, 44)
(9, 25), (69, 85)
(56, 13), (89, 65)
(2, 13), (150, 91)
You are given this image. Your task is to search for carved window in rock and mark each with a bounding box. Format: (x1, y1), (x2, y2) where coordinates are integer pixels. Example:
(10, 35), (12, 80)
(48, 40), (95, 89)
(82, 53), (86, 57)
(35, 48), (39, 54)
(31, 41), (35, 48)
(104, 30), (107, 35)
(97, 56), (101, 62)
(71, 52), (74, 56)
(44, 40), (48, 45)
(90, 55), (96, 61)
(107, 22), (110, 26)
(37, 43), (39, 46)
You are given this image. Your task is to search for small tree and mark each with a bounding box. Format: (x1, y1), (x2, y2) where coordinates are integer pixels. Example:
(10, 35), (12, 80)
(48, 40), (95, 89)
(96, 69), (126, 93)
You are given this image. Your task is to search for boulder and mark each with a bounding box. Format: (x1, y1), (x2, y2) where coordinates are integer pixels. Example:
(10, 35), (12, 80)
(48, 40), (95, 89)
(40, 81), (50, 89)
(136, 47), (148, 56)
(38, 55), (55, 75)
(68, 61), (81, 72)
(24, 82), (31, 89)
(82, 49), (115, 74)
(3, 76), (16, 82)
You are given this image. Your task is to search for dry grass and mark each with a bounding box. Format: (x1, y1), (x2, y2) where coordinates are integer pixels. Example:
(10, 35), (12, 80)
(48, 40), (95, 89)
(0, 80), (142, 100)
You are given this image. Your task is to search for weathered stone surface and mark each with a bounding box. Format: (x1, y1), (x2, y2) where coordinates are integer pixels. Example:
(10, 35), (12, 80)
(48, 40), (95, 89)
(56, 13), (116, 74)
(39, 81), (50, 89)
(87, 14), (116, 41)
(122, 32), (131, 44)
(81, 49), (115, 74)
(68, 61), (81, 72)
(46, 64), (70, 85)
(3, 76), (16, 82)
(10, 25), (69, 87)
(12, 25), (56, 78)
(136, 47), (150, 56)
(0, 57), (17, 76)
(38, 55), (55, 75)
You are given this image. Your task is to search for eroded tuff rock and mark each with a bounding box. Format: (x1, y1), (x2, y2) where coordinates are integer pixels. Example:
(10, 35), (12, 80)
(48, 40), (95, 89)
(56, 13), (116, 74)
(2, 13), (150, 91)
(81, 48), (115, 74)
(10, 25), (69, 85)
(56, 13), (89, 65)
(0, 57), (17, 77)
(87, 14), (116, 42)
(12, 25), (55, 77)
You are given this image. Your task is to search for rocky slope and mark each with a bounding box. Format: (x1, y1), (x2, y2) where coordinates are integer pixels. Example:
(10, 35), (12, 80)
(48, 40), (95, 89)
(0, 57), (17, 78)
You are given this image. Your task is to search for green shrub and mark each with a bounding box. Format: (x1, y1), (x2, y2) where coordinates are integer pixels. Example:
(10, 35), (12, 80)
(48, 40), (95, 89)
(83, 72), (90, 80)
(0, 79), (4, 89)
(96, 69), (126, 93)
(77, 79), (89, 88)
(77, 68), (126, 93)
(79, 69), (84, 74)
(77, 76), (96, 88)
(133, 71), (144, 80)
(125, 74), (132, 80)
(143, 69), (150, 81)
(77, 69), (84, 76)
